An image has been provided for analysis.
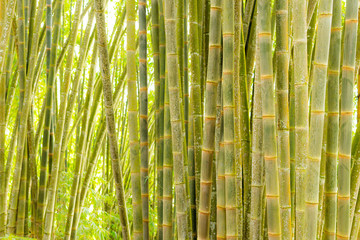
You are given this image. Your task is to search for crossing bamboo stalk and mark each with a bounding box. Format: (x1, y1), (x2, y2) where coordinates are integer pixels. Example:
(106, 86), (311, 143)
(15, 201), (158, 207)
(94, 0), (131, 238)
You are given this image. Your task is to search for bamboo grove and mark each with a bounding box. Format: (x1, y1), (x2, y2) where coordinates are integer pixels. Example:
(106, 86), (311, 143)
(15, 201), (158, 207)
(2, 0), (360, 239)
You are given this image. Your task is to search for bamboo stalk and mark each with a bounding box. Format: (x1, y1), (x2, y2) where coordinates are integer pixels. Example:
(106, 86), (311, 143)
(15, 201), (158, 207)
(197, 0), (221, 238)
(258, 0), (282, 238)
(292, 0), (309, 237)
(338, 0), (358, 238)
(94, 0), (130, 238)
(139, 0), (149, 238)
(164, 0), (189, 238)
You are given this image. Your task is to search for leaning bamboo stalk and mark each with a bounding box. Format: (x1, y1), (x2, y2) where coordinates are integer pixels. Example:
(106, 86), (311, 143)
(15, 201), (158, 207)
(197, 0), (221, 238)
(292, 0), (309, 237)
(6, 0), (31, 233)
(258, 0), (282, 238)
(58, 0), (86, 237)
(239, 12), (251, 240)
(338, 0), (358, 238)
(94, 0), (131, 238)
(164, 0), (189, 238)
(0, 0), (15, 235)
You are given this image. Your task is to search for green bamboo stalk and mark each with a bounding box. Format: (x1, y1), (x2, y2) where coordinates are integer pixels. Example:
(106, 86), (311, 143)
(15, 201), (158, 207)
(233, 0), (243, 237)
(16, 142), (27, 236)
(127, 0), (144, 238)
(292, 0), (309, 237)
(222, 0), (236, 238)
(243, 0), (256, 42)
(250, 29), (263, 240)
(139, 0), (149, 238)
(163, 72), (173, 239)
(0, 0), (15, 235)
(216, 86), (225, 240)
(164, 0), (189, 238)
(239, 10), (251, 240)
(58, 0), (87, 237)
(304, 0), (333, 239)
(322, 3), (341, 239)
(158, 0), (165, 237)
(338, 0), (358, 238)
(275, 0), (292, 238)
(36, 0), (54, 234)
(6, 0), (29, 233)
(197, 0), (221, 238)
(258, 0), (282, 238)
(189, 0), (202, 217)
(94, 0), (130, 238)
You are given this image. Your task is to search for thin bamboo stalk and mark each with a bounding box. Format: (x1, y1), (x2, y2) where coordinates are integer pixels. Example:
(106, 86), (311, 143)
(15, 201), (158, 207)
(163, 72), (173, 239)
(139, 0), (149, 238)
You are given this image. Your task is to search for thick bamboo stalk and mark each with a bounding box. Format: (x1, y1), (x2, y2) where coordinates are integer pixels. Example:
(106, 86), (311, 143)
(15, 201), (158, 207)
(164, 0), (189, 238)
(94, 0), (131, 238)
(258, 0), (282, 238)
(222, 0), (236, 238)
(292, 0), (309, 237)
(127, 0), (144, 238)
(189, 0), (202, 219)
(322, 1), (341, 239)
(197, 0), (221, 238)
(305, 0), (333, 239)
(275, 0), (292, 238)
(6, 0), (31, 233)
(338, 0), (358, 238)
(0, 0), (15, 236)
